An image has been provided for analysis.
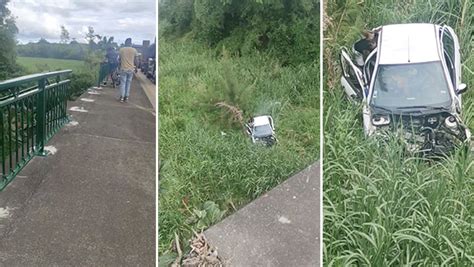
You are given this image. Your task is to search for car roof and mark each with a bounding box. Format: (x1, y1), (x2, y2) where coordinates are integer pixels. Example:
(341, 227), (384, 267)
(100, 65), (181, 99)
(253, 116), (270, 126)
(379, 23), (441, 65)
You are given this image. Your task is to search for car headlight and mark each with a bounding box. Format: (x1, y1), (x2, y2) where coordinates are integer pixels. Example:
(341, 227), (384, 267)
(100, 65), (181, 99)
(372, 115), (391, 126)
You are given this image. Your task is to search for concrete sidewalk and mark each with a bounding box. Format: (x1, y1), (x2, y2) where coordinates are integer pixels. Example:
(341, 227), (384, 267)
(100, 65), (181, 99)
(0, 79), (155, 265)
(205, 163), (320, 267)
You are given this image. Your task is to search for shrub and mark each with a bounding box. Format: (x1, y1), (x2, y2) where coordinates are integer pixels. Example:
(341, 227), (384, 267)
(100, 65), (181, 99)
(69, 71), (95, 99)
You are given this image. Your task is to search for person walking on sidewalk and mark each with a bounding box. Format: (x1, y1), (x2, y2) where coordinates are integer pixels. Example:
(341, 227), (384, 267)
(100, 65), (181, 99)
(118, 38), (138, 102)
(104, 46), (119, 86)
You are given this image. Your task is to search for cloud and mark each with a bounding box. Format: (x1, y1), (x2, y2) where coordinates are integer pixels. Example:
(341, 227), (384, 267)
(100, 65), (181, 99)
(8, 0), (156, 44)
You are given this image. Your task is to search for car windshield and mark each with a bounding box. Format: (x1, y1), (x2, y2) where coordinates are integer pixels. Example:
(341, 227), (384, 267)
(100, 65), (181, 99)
(253, 125), (272, 138)
(370, 61), (451, 108)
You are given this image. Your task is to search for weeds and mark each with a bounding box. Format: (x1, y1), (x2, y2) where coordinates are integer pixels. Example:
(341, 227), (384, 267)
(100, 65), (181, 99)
(159, 39), (319, 256)
(324, 0), (473, 265)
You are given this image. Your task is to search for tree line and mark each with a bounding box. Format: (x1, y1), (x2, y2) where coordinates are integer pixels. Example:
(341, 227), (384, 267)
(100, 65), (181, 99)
(159, 0), (320, 65)
(17, 39), (88, 61)
(17, 26), (119, 61)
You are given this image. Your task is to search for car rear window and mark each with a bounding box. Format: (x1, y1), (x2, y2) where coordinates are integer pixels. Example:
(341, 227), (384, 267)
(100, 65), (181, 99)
(370, 61), (451, 108)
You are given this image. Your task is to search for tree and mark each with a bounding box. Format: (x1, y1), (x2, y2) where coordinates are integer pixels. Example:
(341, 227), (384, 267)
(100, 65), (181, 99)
(0, 0), (20, 80)
(158, 0), (320, 65)
(60, 25), (70, 44)
(38, 38), (49, 44)
(85, 26), (97, 48)
(96, 36), (117, 50)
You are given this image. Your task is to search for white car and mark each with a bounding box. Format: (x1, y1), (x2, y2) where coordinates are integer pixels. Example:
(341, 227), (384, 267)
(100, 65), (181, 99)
(340, 23), (471, 155)
(245, 115), (277, 146)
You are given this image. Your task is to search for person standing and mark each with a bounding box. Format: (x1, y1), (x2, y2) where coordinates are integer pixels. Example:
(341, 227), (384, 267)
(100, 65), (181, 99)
(105, 46), (119, 86)
(118, 38), (138, 102)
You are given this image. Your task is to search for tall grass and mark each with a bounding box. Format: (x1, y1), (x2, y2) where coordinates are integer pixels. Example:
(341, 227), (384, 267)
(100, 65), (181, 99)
(324, 0), (473, 265)
(159, 39), (319, 255)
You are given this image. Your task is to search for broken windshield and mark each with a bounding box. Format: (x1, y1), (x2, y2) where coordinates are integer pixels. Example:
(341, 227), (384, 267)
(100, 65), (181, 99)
(370, 62), (451, 109)
(253, 125), (273, 138)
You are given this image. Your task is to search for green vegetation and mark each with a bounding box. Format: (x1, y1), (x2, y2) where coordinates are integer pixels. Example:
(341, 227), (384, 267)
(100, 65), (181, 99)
(16, 56), (97, 98)
(17, 40), (89, 61)
(323, 0), (473, 265)
(17, 26), (119, 61)
(0, 0), (22, 80)
(159, 0), (319, 66)
(159, 0), (320, 258)
(14, 26), (123, 97)
(159, 16), (319, 259)
(17, 56), (87, 74)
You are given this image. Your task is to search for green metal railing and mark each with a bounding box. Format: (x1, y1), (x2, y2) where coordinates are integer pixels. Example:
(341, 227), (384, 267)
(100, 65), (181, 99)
(0, 70), (72, 191)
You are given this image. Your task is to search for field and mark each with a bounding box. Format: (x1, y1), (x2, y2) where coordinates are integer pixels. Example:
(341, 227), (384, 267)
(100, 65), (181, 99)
(323, 0), (473, 265)
(158, 39), (319, 255)
(17, 56), (99, 98)
(17, 56), (87, 74)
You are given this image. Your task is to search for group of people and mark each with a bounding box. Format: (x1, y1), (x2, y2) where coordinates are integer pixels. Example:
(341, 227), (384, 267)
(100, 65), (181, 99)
(103, 37), (138, 103)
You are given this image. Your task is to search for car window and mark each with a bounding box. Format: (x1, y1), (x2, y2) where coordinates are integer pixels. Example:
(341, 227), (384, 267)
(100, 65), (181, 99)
(441, 29), (456, 86)
(253, 125), (273, 138)
(370, 62), (451, 108)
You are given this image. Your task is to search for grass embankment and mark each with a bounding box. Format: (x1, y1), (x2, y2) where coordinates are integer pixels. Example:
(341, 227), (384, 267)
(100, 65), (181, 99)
(159, 39), (319, 254)
(323, 0), (473, 265)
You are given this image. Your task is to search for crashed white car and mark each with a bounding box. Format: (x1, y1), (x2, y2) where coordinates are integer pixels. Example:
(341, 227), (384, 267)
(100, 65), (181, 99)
(340, 23), (471, 155)
(245, 115), (277, 146)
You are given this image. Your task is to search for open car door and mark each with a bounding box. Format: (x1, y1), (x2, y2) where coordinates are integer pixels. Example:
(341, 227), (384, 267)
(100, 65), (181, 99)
(340, 48), (367, 102)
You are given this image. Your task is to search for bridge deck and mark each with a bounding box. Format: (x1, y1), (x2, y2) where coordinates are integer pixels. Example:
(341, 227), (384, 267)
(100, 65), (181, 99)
(0, 77), (155, 265)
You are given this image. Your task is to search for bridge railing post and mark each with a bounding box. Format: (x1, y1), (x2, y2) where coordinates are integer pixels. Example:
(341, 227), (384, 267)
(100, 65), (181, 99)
(36, 77), (47, 156)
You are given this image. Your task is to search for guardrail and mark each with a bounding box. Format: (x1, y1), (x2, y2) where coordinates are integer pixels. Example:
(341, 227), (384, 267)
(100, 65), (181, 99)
(0, 70), (72, 191)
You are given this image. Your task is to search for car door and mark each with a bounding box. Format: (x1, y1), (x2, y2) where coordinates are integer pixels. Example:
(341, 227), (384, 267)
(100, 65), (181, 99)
(440, 25), (461, 92)
(340, 48), (366, 101)
(363, 50), (377, 89)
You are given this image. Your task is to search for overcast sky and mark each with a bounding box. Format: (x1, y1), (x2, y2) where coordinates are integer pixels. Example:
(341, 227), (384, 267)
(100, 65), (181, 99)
(8, 0), (156, 45)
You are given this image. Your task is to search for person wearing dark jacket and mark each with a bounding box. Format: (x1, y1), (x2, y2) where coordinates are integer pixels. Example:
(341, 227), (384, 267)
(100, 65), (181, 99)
(105, 47), (119, 85)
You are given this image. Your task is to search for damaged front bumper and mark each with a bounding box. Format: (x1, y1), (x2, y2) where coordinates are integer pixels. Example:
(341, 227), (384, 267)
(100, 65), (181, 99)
(370, 113), (471, 156)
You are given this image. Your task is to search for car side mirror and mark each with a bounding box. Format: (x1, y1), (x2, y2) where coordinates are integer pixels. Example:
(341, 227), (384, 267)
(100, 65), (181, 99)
(458, 83), (467, 94)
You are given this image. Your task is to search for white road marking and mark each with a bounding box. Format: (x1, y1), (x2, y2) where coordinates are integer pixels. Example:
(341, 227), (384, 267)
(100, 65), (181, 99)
(278, 216), (291, 224)
(44, 146), (57, 155)
(69, 106), (88, 113)
(66, 121), (79, 126)
(0, 207), (11, 219)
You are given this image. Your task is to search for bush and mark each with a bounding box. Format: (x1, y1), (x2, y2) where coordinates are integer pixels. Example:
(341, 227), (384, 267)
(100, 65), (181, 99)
(159, 0), (320, 65)
(69, 71), (95, 98)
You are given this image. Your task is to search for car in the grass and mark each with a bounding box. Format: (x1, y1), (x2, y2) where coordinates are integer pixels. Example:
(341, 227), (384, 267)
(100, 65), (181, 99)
(340, 23), (471, 155)
(245, 115), (277, 146)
